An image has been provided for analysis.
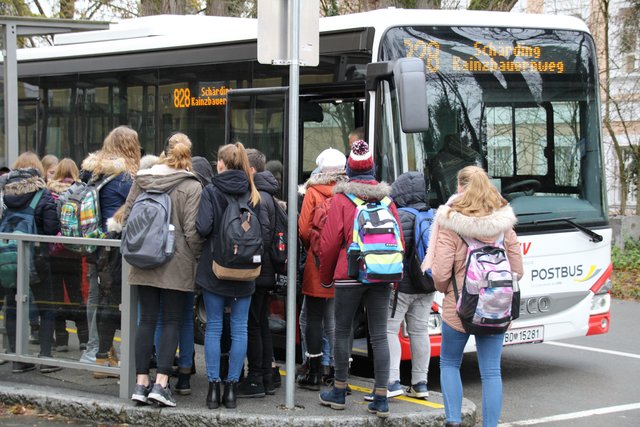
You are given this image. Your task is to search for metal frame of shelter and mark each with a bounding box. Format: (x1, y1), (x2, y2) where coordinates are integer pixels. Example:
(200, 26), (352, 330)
(1, 16), (110, 166)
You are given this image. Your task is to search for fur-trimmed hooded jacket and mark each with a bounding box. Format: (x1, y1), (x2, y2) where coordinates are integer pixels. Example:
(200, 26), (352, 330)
(298, 171), (347, 298)
(431, 204), (524, 333)
(80, 153), (133, 229)
(318, 179), (404, 286)
(118, 164), (203, 293)
(1, 168), (59, 238)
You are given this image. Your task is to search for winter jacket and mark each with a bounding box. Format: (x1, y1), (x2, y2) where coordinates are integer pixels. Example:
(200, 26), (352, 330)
(318, 179), (404, 286)
(47, 178), (74, 200)
(431, 204), (524, 333)
(2, 169), (59, 239)
(298, 171), (347, 298)
(117, 164), (203, 292)
(390, 172), (430, 295)
(254, 170), (280, 288)
(80, 154), (133, 229)
(195, 169), (256, 298)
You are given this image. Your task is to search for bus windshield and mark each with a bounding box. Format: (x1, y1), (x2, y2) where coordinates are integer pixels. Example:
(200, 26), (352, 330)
(380, 26), (606, 233)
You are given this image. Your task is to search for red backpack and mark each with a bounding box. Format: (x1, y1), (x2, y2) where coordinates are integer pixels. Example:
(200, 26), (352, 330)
(308, 196), (333, 269)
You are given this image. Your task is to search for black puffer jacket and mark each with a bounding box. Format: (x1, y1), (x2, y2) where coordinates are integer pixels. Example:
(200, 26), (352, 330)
(391, 171), (430, 294)
(195, 169), (256, 298)
(254, 171), (280, 288)
(2, 168), (60, 239)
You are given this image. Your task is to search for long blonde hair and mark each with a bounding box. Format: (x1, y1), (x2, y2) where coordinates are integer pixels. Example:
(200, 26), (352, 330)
(52, 158), (80, 182)
(93, 126), (140, 176)
(13, 152), (44, 176)
(450, 166), (507, 217)
(160, 132), (192, 170)
(218, 142), (261, 207)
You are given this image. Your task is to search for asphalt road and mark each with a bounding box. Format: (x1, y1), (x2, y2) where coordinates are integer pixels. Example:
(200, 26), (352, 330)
(353, 298), (640, 426)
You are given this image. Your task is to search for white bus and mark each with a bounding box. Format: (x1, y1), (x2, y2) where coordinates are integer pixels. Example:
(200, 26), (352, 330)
(3, 8), (611, 359)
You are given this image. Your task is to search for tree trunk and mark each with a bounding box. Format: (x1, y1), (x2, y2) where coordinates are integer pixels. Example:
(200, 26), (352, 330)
(207, 0), (231, 16)
(140, 0), (185, 16)
(468, 0), (518, 11)
(60, 0), (75, 19)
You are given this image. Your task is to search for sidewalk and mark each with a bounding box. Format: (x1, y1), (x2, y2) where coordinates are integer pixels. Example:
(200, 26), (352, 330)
(0, 359), (477, 426)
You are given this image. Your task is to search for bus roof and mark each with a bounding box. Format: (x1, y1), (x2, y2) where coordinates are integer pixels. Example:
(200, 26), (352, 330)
(15, 8), (590, 62)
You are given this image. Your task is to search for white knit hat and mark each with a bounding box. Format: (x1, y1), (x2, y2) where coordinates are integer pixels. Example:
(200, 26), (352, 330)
(315, 148), (346, 173)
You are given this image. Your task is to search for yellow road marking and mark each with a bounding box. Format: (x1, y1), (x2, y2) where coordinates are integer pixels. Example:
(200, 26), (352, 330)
(278, 369), (443, 409)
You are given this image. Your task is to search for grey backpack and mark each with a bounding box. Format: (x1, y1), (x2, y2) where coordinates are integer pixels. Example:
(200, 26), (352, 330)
(121, 190), (175, 269)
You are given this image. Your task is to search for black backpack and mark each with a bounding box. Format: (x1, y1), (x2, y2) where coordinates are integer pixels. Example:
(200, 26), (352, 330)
(211, 192), (264, 281)
(268, 197), (288, 275)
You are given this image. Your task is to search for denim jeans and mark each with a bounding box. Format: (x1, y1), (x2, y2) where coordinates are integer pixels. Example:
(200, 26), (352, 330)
(202, 289), (251, 382)
(84, 263), (99, 357)
(304, 296), (335, 364)
(440, 322), (505, 427)
(334, 284), (391, 389)
(298, 296), (333, 366)
(155, 291), (195, 369)
(387, 292), (434, 385)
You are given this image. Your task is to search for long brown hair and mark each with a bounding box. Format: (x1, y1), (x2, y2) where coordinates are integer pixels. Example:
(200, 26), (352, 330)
(161, 132), (193, 170)
(450, 166), (507, 217)
(13, 152), (44, 176)
(218, 142), (260, 207)
(52, 158), (80, 182)
(93, 126), (140, 176)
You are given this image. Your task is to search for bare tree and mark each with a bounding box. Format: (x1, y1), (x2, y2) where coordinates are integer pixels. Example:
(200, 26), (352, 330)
(593, 0), (640, 214)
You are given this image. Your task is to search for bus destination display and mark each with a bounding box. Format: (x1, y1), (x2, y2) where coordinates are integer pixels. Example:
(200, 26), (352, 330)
(403, 38), (566, 74)
(173, 82), (229, 109)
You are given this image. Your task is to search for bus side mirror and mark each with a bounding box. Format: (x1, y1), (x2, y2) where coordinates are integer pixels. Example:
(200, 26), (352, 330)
(393, 57), (429, 133)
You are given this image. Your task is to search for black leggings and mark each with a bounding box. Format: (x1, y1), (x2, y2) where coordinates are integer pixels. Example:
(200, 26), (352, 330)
(51, 256), (88, 346)
(135, 286), (186, 376)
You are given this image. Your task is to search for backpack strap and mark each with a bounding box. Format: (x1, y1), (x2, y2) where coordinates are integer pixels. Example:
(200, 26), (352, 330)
(29, 189), (44, 210)
(451, 235), (469, 304)
(346, 193), (365, 206)
(90, 173), (118, 191)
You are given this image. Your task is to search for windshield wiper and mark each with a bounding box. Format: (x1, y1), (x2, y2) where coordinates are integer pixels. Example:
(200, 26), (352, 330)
(522, 217), (603, 243)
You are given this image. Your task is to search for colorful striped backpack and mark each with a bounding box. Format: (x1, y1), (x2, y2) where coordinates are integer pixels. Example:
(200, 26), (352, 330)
(346, 194), (404, 284)
(58, 174), (116, 254)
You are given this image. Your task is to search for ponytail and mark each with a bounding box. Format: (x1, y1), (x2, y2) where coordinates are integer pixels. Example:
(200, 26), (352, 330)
(218, 142), (261, 207)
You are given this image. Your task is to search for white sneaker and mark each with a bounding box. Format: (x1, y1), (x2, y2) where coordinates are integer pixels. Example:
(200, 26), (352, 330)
(79, 349), (97, 364)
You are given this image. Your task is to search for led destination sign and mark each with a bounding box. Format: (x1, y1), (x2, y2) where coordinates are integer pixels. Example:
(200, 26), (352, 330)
(382, 27), (579, 76)
(173, 82), (229, 109)
(403, 39), (566, 74)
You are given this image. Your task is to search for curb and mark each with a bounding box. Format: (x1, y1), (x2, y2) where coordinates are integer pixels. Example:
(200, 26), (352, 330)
(0, 382), (477, 426)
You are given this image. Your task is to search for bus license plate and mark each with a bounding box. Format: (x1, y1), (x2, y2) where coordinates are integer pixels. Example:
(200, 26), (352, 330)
(504, 326), (544, 346)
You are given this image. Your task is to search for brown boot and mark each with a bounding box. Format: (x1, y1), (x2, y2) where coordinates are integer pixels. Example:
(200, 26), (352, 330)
(94, 354), (119, 379)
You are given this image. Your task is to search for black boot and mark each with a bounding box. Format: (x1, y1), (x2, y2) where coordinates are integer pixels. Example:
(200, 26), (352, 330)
(297, 356), (322, 391)
(445, 423), (461, 427)
(175, 369), (191, 395)
(206, 381), (220, 409)
(222, 381), (237, 409)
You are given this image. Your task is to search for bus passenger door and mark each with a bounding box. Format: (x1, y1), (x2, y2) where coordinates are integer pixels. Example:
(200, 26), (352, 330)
(225, 87), (289, 199)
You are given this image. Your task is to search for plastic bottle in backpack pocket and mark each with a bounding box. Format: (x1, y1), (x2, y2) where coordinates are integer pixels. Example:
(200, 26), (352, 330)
(347, 244), (361, 278)
(165, 224), (176, 256)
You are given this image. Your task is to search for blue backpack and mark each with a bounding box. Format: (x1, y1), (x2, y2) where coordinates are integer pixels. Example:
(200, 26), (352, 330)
(0, 190), (43, 289)
(398, 207), (435, 293)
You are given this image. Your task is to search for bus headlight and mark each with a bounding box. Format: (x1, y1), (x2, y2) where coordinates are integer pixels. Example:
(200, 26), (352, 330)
(590, 292), (610, 315)
(428, 312), (442, 335)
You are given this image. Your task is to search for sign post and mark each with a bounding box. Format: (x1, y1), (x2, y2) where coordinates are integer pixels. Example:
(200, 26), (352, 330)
(257, 0), (319, 409)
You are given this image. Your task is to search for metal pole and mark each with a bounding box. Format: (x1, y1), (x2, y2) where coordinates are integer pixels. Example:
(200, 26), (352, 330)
(3, 23), (18, 166)
(285, 0), (301, 410)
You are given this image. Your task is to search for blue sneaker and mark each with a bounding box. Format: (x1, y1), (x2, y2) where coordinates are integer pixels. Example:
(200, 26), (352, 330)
(364, 380), (404, 401)
(406, 381), (429, 399)
(367, 394), (390, 418)
(319, 387), (346, 410)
